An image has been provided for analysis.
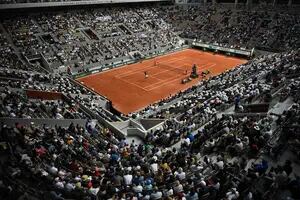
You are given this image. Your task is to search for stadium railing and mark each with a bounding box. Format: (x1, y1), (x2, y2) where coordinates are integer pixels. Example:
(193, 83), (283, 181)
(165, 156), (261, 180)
(192, 41), (254, 58)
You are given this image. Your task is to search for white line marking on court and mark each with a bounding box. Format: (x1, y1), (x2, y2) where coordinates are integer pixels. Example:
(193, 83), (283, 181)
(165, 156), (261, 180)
(117, 77), (149, 92)
(115, 57), (187, 79)
(145, 62), (214, 90)
(144, 70), (184, 88)
(115, 64), (155, 78)
(145, 63), (217, 91)
(149, 76), (162, 81)
(116, 60), (218, 92)
(145, 74), (187, 91)
(151, 68), (182, 77)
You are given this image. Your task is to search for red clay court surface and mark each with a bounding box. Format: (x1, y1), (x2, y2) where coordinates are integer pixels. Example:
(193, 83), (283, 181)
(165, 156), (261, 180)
(77, 49), (247, 114)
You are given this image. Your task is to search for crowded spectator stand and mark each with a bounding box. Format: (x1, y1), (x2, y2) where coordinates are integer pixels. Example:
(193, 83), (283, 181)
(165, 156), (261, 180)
(0, 2), (299, 200)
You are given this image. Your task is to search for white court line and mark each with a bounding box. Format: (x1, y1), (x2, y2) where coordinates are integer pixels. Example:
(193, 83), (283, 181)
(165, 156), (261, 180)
(145, 63), (217, 91)
(150, 67), (185, 78)
(114, 57), (188, 91)
(148, 57), (193, 77)
(145, 74), (189, 91)
(116, 69), (164, 88)
(199, 63), (217, 71)
(145, 62), (215, 89)
(115, 57), (187, 79)
(149, 76), (162, 81)
(144, 72), (185, 90)
(153, 57), (208, 77)
(117, 77), (149, 92)
(115, 64), (155, 78)
(142, 68), (181, 89)
(117, 60), (218, 92)
(144, 60), (199, 87)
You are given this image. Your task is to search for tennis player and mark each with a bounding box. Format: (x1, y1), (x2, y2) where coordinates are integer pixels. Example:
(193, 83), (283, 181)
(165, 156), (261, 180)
(144, 71), (148, 79)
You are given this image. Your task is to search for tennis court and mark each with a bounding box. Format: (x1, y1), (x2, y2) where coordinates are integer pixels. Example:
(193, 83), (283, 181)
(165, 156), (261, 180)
(77, 49), (247, 114)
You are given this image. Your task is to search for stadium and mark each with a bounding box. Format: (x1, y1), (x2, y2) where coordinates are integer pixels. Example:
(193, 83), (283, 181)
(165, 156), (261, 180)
(0, 0), (299, 199)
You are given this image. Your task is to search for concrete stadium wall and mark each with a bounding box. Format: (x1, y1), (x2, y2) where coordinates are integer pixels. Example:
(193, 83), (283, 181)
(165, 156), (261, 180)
(139, 118), (165, 130)
(0, 118), (88, 127)
(25, 89), (63, 100)
(127, 128), (147, 139)
(111, 121), (131, 133)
